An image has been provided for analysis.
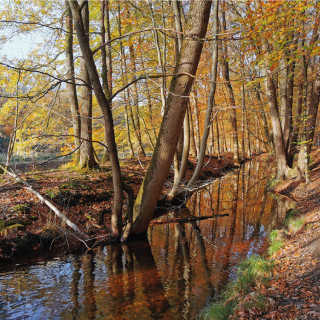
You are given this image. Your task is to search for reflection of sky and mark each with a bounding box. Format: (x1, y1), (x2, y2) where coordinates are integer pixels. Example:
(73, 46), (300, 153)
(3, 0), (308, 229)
(0, 259), (75, 319)
(0, 0), (44, 60)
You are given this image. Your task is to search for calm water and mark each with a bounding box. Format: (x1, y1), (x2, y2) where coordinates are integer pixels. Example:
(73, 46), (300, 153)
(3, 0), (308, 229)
(0, 160), (295, 320)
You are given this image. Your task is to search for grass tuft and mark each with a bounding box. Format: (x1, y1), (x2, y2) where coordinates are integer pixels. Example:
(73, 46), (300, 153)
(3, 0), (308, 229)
(268, 230), (285, 256)
(201, 301), (236, 320)
(201, 255), (272, 319)
(287, 218), (304, 232)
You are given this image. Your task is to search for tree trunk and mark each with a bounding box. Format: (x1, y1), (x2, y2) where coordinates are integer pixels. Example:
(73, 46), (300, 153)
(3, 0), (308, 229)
(188, 103), (197, 157)
(79, 2), (98, 169)
(192, 88), (201, 156)
(254, 0), (291, 179)
(188, 0), (219, 186)
(128, 44), (146, 157)
(169, 106), (190, 198)
(124, 102), (135, 158)
(100, 0), (112, 163)
(215, 115), (221, 159)
(241, 82), (246, 159)
(297, 65), (320, 179)
(171, 0), (189, 192)
(254, 84), (274, 150)
(287, 82), (303, 166)
(70, 0), (124, 237)
(65, 0), (81, 164)
(137, 38), (158, 143)
(124, 0), (213, 239)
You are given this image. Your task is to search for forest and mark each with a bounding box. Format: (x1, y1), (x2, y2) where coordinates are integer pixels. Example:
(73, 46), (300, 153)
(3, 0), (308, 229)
(0, 0), (320, 319)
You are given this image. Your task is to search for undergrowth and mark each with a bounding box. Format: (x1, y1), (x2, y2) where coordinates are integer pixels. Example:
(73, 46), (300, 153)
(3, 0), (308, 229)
(0, 220), (24, 238)
(284, 209), (304, 233)
(201, 255), (273, 320)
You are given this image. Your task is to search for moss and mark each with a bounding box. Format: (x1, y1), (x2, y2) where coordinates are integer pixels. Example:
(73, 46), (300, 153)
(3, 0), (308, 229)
(12, 203), (32, 215)
(0, 220), (24, 238)
(268, 239), (284, 256)
(46, 188), (59, 200)
(282, 208), (304, 233)
(284, 209), (299, 225)
(266, 178), (281, 189)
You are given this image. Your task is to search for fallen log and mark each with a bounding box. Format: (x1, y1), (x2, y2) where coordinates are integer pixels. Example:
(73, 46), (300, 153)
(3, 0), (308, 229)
(1, 164), (85, 237)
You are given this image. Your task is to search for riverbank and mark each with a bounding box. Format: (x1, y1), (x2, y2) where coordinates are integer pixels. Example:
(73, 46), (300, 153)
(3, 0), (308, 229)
(0, 152), (241, 261)
(203, 147), (320, 319)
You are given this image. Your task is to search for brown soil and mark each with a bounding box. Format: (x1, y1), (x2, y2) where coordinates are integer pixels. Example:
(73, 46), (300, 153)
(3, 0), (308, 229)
(0, 152), (239, 261)
(234, 147), (320, 319)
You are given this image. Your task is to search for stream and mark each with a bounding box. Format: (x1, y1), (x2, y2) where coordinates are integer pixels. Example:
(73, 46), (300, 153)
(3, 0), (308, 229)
(0, 159), (296, 320)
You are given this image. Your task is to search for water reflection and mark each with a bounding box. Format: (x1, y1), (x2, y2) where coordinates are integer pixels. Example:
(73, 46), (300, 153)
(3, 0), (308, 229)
(0, 160), (296, 319)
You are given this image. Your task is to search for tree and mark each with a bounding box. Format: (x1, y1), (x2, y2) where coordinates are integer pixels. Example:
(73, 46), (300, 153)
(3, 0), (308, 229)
(123, 0), (213, 239)
(76, 1), (98, 169)
(188, 0), (219, 187)
(69, 0), (124, 237)
(65, 0), (81, 165)
(243, 0), (320, 179)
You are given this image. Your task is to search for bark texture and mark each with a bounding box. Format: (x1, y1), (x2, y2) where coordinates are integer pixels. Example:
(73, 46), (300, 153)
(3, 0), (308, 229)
(79, 2), (98, 169)
(65, 0), (81, 164)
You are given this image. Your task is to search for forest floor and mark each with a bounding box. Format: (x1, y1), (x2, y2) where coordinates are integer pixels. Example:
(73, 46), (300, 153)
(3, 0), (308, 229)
(0, 152), (238, 262)
(234, 147), (320, 320)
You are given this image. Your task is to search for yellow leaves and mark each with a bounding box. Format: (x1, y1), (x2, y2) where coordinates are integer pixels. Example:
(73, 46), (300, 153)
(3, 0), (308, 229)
(311, 45), (320, 57)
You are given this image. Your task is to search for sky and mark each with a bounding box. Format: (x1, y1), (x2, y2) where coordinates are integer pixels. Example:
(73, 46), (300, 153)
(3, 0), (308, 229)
(1, 33), (41, 60)
(0, 0), (44, 60)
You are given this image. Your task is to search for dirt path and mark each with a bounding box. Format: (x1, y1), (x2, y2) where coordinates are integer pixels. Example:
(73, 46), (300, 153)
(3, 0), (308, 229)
(236, 148), (320, 319)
